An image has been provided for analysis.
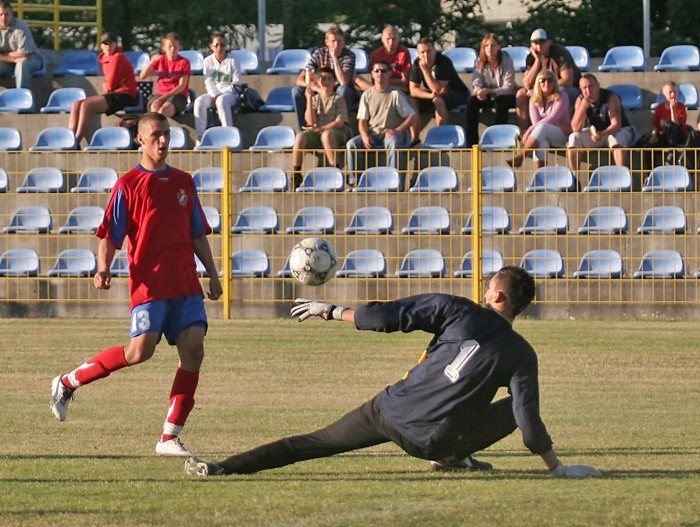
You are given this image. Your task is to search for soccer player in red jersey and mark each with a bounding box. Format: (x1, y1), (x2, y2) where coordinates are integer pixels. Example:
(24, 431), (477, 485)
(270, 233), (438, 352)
(50, 112), (223, 457)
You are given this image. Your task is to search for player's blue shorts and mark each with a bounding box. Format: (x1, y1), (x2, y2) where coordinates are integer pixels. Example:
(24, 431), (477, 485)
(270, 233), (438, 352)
(130, 295), (208, 345)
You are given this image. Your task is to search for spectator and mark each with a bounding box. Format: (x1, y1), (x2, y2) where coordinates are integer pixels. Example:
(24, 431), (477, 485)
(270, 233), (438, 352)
(466, 33), (516, 147)
(346, 59), (416, 187)
(566, 73), (634, 172)
(291, 67), (349, 189)
(68, 32), (138, 147)
(635, 81), (688, 169)
(193, 33), (240, 145)
(507, 69), (571, 169)
(292, 26), (360, 130)
(355, 24), (411, 93)
(140, 32), (191, 118)
(409, 37), (469, 146)
(0, 1), (42, 89)
(515, 29), (580, 131)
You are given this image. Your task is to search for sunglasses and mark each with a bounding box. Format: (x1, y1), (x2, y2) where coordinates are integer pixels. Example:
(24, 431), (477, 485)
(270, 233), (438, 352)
(319, 75), (334, 81)
(539, 77), (554, 84)
(212, 42), (227, 47)
(372, 68), (389, 73)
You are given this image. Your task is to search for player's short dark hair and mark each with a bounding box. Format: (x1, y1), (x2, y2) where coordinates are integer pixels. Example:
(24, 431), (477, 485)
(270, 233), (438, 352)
(138, 112), (168, 135)
(374, 59), (391, 69)
(495, 266), (535, 317)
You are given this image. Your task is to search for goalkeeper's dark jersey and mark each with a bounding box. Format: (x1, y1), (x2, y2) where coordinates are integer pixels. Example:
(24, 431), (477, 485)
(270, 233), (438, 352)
(354, 293), (553, 456)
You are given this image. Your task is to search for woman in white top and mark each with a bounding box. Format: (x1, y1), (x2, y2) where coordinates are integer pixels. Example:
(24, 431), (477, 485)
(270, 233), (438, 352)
(193, 33), (241, 143)
(466, 33), (516, 147)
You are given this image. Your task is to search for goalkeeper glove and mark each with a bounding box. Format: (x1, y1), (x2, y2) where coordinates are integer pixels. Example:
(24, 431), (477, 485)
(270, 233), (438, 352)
(549, 462), (602, 478)
(291, 298), (347, 322)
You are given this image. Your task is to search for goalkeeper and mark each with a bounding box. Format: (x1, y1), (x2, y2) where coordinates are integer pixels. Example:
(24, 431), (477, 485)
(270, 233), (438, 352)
(186, 266), (601, 479)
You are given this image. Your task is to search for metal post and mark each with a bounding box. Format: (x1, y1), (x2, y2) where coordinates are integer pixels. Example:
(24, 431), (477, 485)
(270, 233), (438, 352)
(471, 145), (482, 301)
(257, 0), (266, 67)
(222, 147), (232, 319)
(643, 0), (650, 60)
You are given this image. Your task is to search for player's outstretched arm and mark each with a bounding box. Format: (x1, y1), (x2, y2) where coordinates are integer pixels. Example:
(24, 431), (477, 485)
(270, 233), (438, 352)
(291, 298), (355, 323)
(541, 448), (602, 478)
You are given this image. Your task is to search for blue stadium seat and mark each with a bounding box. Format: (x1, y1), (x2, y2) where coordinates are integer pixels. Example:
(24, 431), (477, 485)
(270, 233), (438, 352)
(0, 127), (21, 150)
(0, 248), (40, 277)
(421, 124), (467, 148)
(286, 206), (335, 234)
(461, 206), (511, 234)
(583, 165), (632, 192)
(193, 126), (242, 150)
(40, 87), (86, 113)
(239, 167), (288, 192)
(633, 250), (684, 278)
(16, 167), (64, 192)
(520, 249), (564, 278)
(395, 249), (445, 278)
(3, 206), (52, 233)
(598, 46), (646, 72)
(231, 249), (270, 277)
(642, 165), (692, 191)
(351, 48), (369, 73)
(650, 82), (699, 110)
(228, 49), (260, 74)
(123, 51), (149, 74)
(566, 45), (590, 72)
(442, 47), (478, 73)
(194, 255), (208, 277)
(637, 206), (686, 234)
(53, 51), (100, 75)
(344, 206), (394, 235)
(453, 249), (504, 278)
(259, 86), (295, 112)
(266, 49), (311, 74)
(408, 47), (418, 63)
(58, 206), (105, 234)
(249, 125), (296, 150)
(276, 255), (293, 278)
(502, 46), (528, 72)
(193, 166), (224, 192)
(578, 206), (628, 234)
(573, 250), (623, 279)
(525, 165), (576, 192)
(479, 124), (520, 150)
(84, 127), (132, 151)
(0, 167), (7, 192)
(0, 88), (34, 113)
(472, 166), (516, 192)
(296, 167), (344, 192)
(409, 166), (458, 192)
(231, 206), (279, 234)
(401, 206), (450, 235)
(336, 249), (386, 278)
(202, 205), (221, 234)
(168, 126), (188, 150)
(70, 167), (118, 193)
(519, 206), (568, 234)
(48, 248), (97, 277)
(353, 166), (401, 192)
(653, 45), (700, 71)
(180, 49), (204, 75)
(608, 84), (643, 110)
(110, 250), (129, 277)
(29, 127), (78, 151)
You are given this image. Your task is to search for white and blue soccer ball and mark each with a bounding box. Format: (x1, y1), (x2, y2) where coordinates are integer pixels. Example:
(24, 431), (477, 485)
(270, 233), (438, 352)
(288, 237), (338, 286)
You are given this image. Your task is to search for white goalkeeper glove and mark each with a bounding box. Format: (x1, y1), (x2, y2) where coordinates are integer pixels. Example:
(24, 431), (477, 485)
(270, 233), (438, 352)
(291, 298), (348, 322)
(549, 462), (602, 478)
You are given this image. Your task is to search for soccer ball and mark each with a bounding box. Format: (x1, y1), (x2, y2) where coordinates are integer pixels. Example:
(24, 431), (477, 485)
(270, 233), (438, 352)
(288, 237), (338, 286)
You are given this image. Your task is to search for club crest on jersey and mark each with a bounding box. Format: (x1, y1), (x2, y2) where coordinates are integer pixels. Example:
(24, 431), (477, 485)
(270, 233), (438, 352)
(177, 189), (187, 206)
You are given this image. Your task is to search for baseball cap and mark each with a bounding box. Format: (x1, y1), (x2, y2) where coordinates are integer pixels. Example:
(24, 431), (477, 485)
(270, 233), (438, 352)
(530, 29), (548, 42)
(101, 32), (118, 44)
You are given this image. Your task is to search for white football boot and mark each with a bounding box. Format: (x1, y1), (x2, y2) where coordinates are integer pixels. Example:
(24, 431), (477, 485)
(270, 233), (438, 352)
(50, 375), (74, 421)
(155, 437), (192, 457)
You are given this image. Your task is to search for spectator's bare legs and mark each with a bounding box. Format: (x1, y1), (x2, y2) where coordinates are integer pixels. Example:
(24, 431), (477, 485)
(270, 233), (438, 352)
(320, 130), (338, 166)
(515, 87), (531, 131)
(567, 148), (580, 172)
(433, 96), (448, 126)
(150, 97), (177, 118)
(410, 97), (421, 140)
(69, 96), (109, 145)
(612, 146), (627, 167)
(292, 132), (307, 169)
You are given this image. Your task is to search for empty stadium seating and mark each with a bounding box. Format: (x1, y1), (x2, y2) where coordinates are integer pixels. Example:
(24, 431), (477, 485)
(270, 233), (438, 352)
(421, 124), (467, 149)
(266, 49), (311, 74)
(473, 166), (516, 192)
(58, 206), (105, 234)
(0, 248), (40, 277)
(40, 87), (86, 113)
(395, 249), (445, 278)
(633, 250), (684, 279)
(53, 51), (101, 75)
(401, 206), (450, 235)
(573, 250), (623, 279)
(637, 206), (686, 234)
(228, 49), (260, 74)
(583, 165), (632, 192)
(462, 206), (511, 234)
(285, 206), (335, 234)
(239, 167), (288, 192)
(16, 167), (64, 192)
(578, 206), (628, 234)
(296, 167), (344, 192)
(520, 249), (564, 278)
(249, 125), (296, 150)
(0, 88), (35, 113)
(70, 167), (118, 193)
(653, 45), (700, 71)
(193, 166), (224, 192)
(29, 127), (78, 151)
(519, 206), (568, 234)
(525, 165), (576, 192)
(259, 86), (295, 112)
(353, 166), (401, 192)
(231, 249), (270, 277)
(344, 206), (394, 235)
(84, 127), (132, 151)
(194, 126), (242, 151)
(409, 166), (458, 192)
(598, 46), (646, 72)
(48, 248), (97, 277)
(442, 47), (477, 73)
(3, 206), (52, 233)
(336, 249), (386, 278)
(479, 124), (520, 150)
(231, 206), (279, 234)
(453, 249), (504, 278)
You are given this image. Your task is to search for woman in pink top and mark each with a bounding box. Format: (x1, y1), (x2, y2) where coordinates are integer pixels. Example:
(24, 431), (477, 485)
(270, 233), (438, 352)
(507, 68), (571, 169)
(140, 32), (191, 117)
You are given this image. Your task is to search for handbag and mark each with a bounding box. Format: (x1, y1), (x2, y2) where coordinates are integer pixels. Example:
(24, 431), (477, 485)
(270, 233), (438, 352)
(235, 84), (264, 112)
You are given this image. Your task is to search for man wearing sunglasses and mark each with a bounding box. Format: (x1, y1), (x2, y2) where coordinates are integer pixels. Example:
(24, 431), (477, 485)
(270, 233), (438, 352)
(346, 59), (416, 187)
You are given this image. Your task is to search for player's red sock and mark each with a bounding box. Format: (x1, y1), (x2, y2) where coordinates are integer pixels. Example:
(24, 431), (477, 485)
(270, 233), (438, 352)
(161, 368), (199, 442)
(61, 346), (128, 389)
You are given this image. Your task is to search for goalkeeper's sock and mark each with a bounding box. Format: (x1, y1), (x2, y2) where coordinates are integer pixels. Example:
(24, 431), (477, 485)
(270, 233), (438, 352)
(62, 346), (128, 389)
(162, 368), (199, 441)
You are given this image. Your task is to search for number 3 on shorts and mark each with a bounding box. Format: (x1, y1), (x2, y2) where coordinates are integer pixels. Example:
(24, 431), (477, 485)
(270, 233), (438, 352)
(131, 309), (151, 333)
(444, 340), (480, 383)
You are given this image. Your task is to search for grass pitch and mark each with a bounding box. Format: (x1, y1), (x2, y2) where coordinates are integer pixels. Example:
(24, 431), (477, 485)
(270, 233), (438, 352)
(1, 317), (698, 527)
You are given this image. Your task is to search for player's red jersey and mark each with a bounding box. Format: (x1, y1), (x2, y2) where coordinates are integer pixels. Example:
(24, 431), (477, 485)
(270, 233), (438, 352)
(96, 164), (211, 309)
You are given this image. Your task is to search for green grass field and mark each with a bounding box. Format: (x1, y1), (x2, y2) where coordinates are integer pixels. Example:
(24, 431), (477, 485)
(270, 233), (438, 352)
(1, 317), (698, 527)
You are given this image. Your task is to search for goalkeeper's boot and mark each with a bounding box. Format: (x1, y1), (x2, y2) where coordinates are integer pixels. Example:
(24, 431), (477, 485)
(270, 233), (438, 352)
(156, 437), (192, 457)
(50, 375), (74, 421)
(184, 457), (227, 477)
(430, 455), (493, 472)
